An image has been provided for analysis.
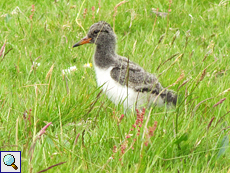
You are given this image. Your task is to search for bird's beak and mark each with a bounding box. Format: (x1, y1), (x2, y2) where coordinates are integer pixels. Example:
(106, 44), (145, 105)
(73, 36), (92, 48)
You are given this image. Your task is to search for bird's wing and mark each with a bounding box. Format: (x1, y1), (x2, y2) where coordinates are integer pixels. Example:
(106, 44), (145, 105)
(110, 56), (162, 94)
(110, 56), (177, 105)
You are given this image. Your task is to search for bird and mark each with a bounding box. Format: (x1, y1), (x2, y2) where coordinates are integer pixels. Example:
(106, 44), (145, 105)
(73, 21), (177, 110)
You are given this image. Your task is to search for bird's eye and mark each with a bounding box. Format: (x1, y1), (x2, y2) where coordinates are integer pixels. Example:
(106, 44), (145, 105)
(94, 30), (100, 34)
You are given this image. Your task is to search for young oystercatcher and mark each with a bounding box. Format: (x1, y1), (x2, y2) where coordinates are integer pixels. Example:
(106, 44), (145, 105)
(73, 21), (177, 110)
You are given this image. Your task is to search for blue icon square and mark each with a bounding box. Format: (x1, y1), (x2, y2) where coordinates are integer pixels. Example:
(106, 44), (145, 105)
(0, 151), (21, 173)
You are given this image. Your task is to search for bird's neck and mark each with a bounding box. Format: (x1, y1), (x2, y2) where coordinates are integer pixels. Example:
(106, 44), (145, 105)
(94, 43), (116, 69)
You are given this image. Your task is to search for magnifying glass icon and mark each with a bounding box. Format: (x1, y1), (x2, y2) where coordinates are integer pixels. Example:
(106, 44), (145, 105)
(3, 154), (18, 170)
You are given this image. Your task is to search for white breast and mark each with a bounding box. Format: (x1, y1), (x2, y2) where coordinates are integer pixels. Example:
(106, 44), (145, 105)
(94, 66), (137, 109)
(94, 66), (165, 110)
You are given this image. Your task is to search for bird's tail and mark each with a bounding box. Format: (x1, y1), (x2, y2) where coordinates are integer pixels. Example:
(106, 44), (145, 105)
(164, 90), (178, 106)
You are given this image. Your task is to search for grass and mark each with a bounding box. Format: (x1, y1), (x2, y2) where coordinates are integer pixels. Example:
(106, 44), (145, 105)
(0, 0), (230, 172)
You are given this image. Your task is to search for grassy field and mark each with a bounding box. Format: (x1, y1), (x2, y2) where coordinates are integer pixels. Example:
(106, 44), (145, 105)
(0, 0), (230, 172)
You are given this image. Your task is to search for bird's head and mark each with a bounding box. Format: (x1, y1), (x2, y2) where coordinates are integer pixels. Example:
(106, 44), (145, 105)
(73, 21), (116, 48)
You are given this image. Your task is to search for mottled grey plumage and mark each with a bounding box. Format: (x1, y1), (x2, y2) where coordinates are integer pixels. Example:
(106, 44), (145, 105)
(73, 21), (177, 109)
(110, 57), (177, 106)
